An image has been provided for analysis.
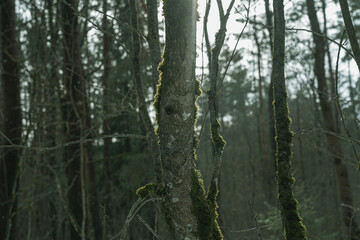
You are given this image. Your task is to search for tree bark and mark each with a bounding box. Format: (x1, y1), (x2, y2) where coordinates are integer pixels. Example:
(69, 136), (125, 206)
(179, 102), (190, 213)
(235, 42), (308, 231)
(0, 0), (22, 239)
(306, 0), (360, 238)
(154, 0), (222, 238)
(272, 0), (307, 238)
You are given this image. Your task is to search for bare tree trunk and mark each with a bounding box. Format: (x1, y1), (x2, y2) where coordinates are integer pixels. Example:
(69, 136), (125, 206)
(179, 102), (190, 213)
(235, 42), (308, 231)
(61, 1), (89, 239)
(272, 0), (307, 238)
(321, 0), (340, 132)
(102, 0), (113, 233)
(264, 0), (277, 191)
(306, 0), (360, 238)
(0, 0), (22, 239)
(253, 24), (273, 204)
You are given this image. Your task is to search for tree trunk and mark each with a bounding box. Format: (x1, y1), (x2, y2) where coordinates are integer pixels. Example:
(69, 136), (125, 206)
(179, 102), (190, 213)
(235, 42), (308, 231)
(253, 25), (273, 204)
(272, 0), (307, 238)
(306, 0), (360, 238)
(102, 0), (113, 232)
(154, 0), (222, 238)
(0, 0), (22, 239)
(264, 0), (277, 192)
(61, 1), (89, 239)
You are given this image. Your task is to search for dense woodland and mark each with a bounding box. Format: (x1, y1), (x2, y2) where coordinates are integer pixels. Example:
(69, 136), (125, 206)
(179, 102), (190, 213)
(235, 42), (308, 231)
(0, 0), (359, 239)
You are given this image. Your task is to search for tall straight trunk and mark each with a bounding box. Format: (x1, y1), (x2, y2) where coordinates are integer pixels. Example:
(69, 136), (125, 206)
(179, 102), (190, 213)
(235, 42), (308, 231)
(272, 0), (307, 238)
(338, 0), (360, 72)
(45, 0), (57, 237)
(306, 0), (360, 238)
(321, 0), (340, 132)
(61, 1), (89, 239)
(264, 0), (277, 187)
(0, 0), (22, 239)
(153, 0), (222, 239)
(253, 25), (273, 204)
(102, 0), (113, 227)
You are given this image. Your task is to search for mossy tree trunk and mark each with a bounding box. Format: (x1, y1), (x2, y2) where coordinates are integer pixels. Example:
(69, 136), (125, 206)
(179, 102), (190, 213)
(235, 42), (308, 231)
(206, 0), (234, 198)
(0, 0), (22, 239)
(153, 0), (222, 239)
(306, 0), (360, 238)
(155, 0), (199, 238)
(204, 0), (234, 231)
(272, 0), (307, 239)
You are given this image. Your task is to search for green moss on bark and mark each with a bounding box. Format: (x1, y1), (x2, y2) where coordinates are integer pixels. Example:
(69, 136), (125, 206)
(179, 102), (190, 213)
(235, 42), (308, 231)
(211, 120), (226, 152)
(273, 85), (307, 240)
(190, 169), (223, 240)
(153, 56), (165, 135)
(136, 182), (164, 198)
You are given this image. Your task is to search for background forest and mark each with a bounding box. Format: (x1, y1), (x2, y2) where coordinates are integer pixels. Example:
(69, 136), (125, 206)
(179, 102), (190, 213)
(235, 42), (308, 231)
(0, 0), (359, 239)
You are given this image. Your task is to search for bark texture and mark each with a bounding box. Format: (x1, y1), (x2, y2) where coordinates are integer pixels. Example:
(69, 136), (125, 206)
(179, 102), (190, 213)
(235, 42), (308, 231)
(272, 0), (307, 238)
(0, 0), (22, 239)
(306, 0), (360, 238)
(154, 0), (221, 239)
